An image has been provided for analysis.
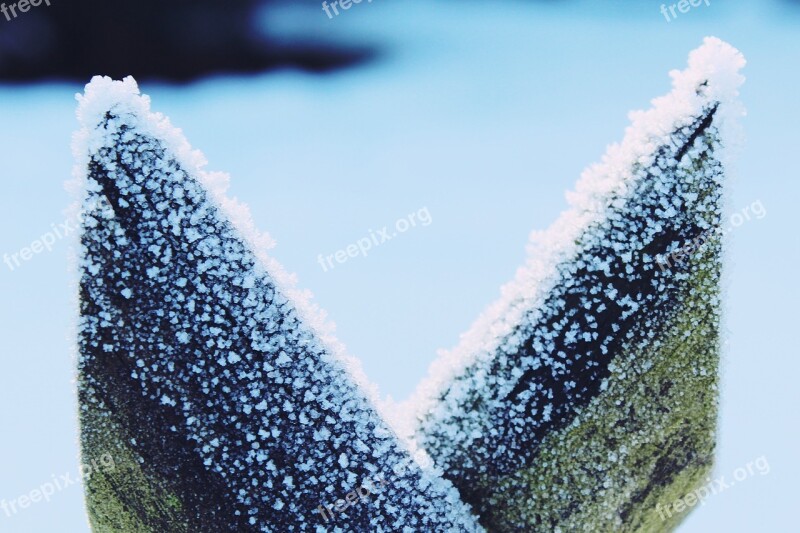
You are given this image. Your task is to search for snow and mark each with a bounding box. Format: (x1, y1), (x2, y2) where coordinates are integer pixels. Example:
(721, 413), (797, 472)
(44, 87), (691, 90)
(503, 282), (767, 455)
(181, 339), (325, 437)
(0, 1), (794, 530)
(74, 76), (481, 531)
(401, 38), (744, 517)
(405, 37), (745, 428)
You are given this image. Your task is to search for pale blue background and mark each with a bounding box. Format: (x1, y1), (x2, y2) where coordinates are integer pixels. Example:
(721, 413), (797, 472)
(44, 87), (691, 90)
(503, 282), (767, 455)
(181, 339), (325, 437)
(0, 1), (797, 531)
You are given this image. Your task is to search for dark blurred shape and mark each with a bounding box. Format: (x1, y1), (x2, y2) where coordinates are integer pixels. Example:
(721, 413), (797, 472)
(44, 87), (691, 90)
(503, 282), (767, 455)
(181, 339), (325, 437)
(0, 0), (374, 83)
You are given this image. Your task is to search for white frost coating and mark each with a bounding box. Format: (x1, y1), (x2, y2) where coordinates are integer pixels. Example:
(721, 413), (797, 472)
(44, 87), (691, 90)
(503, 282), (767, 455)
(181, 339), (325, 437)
(74, 76), (481, 531)
(70, 76), (389, 416)
(402, 37), (745, 430)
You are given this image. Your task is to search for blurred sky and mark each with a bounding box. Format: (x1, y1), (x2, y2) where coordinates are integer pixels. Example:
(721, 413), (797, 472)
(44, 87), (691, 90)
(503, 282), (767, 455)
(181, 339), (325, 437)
(0, 0), (798, 531)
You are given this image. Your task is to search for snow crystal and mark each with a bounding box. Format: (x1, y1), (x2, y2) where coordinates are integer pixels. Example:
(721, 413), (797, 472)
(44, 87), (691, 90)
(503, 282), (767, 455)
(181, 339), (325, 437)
(402, 37), (743, 530)
(74, 76), (481, 532)
(338, 453), (350, 469)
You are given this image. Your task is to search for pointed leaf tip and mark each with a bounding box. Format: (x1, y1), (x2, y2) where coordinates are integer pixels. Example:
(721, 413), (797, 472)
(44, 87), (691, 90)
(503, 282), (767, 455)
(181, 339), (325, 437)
(75, 77), (482, 532)
(673, 37), (746, 111)
(76, 76), (145, 129)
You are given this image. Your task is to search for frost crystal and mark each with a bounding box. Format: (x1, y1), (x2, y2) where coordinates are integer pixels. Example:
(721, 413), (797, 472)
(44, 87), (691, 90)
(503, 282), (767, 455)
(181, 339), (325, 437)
(74, 76), (480, 532)
(408, 37), (745, 531)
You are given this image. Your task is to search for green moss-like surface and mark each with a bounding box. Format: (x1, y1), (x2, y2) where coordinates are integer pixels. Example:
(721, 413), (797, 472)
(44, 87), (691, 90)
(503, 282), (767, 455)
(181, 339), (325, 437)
(79, 389), (189, 532)
(469, 239), (721, 532)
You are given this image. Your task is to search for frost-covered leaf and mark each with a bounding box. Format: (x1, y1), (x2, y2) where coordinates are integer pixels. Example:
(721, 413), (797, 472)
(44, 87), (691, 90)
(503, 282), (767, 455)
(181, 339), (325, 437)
(73, 76), (481, 533)
(408, 37), (745, 532)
